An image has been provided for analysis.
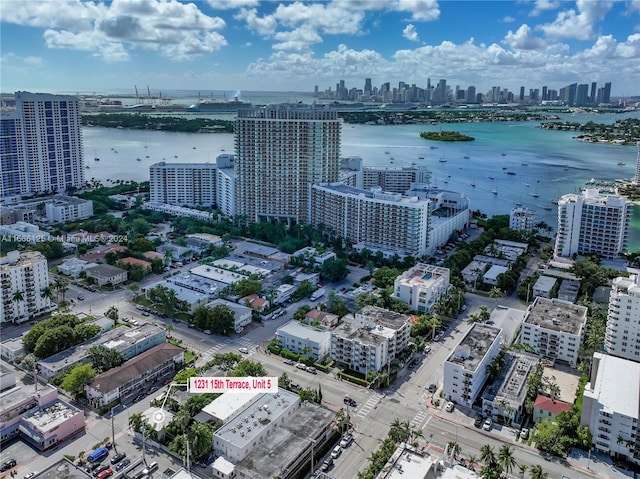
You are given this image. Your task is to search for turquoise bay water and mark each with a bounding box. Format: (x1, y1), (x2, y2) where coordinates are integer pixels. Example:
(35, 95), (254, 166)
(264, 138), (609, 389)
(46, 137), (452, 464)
(81, 111), (640, 252)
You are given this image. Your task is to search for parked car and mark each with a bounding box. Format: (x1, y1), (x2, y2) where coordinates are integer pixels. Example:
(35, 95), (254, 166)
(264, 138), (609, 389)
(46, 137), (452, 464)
(427, 383), (437, 393)
(96, 468), (113, 479)
(483, 418), (493, 431)
(445, 401), (455, 413)
(474, 415), (484, 428)
(23, 473), (37, 479)
(93, 465), (110, 477)
(520, 428), (529, 439)
(339, 434), (353, 448)
(283, 359), (295, 366)
(330, 445), (342, 459)
(320, 458), (333, 472)
(238, 347), (249, 354)
(115, 459), (131, 471)
(111, 452), (126, 464)
(306, 366), (317, 374)
(142, 462), (158, 475)
(423, 345), (431, 354)
(295, 362), (306, 369)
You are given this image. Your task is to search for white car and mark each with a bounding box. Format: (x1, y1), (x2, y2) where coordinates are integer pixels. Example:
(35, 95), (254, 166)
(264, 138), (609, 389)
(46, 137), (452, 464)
(238, 347), (249, 354)
(445, 401), (455, 412)
(330, 445), (342, 459)
(483, 418), (493, 431)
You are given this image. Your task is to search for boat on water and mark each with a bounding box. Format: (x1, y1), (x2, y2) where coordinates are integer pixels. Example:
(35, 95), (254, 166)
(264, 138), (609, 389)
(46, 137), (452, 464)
(463, 155), (470, 159)
(492, 189), (498, 195)
(521, 162), (528, 166)
(530, 193), (540, 198)
(430, 146), (438, 149)
(85, 165), (90, 169)
(506, 171), (516, 175)
(515, 202), (522, 206)
(540, 205), (552, 211)
(470, 182), (476, 187)
(193, 146), (196, 149)
(418, 156), (425, 159)
(617, 162), (626, 166)
(501, 153), (507, 156)
(488, 176), (495, 180)
(136, 158), (141, 161)
(94, 157), (100, 161)
(525, 183), (530, 187)
(145, 155), (150, 158)
(174, 155), (178, 158)
(385, 151), (390, 154)
(186, 96), (252, 112)
(551, 199), (559, 204)
(439, 157), (447, 163)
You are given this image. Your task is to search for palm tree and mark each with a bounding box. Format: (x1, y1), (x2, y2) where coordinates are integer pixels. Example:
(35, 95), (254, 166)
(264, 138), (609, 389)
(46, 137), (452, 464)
(105, 305), (119, 323)
(40, 286), (53, 301)
(446, 441), (461, 461)
(467, 312), (482, 324)
(478, 305), (491, 322)
(128, 412), (146, 433)
(12, 290), (25, 304)
(518, 464), (528, 479)
(427, 314), (442, 340)
(187, 422), (213, 459)
(53, 277), (69, 304)
(388, 419), (411, 444)
(480, 444), (497, 466)
(529, 464), (548, 479)
(467, 454), (477, 472)
(498, 444), (516, 475)
(173, 410), (191, 434)
(488, 286), (503, 308)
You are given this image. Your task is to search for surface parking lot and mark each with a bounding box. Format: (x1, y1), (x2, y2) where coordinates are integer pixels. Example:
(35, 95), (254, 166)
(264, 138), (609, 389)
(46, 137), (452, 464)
(0, 438), (41, 476)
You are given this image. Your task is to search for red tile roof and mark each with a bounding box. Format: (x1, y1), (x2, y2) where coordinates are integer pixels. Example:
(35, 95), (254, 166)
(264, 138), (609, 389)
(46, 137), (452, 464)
(119, 257), (152, 269)
(533, 394), (572, 415)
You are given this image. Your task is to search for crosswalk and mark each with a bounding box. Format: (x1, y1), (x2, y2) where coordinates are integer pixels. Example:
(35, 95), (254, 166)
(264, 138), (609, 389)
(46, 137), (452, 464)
(410, 410), (428, 429)
(196, 337), (259, 364)
(356, 392), (384, 418)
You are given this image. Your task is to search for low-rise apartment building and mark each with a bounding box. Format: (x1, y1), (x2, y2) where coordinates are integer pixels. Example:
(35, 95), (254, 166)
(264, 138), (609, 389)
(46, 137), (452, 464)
(207, 299), (252, 332)
(532, 276), (557, 299)
(85, 342), (184, 408)
(443, 323), (502, 408)
(85, 264), (128, 286)
(392, 263), (451, 312)
(519, 297), (587, 367)
(275, 320), (331, 360)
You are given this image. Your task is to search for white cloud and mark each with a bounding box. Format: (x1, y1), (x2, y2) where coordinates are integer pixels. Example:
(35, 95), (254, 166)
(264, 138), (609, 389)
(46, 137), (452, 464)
(273, 26), (323, 51)
(234, 7), (278, 36)
(501, 16), (516, 23)
(403, 24), (420, 42)
(206, 0), (260, 9)
(537, 0), (613, 40)
(4, 0), (228, 61)
(395, 0), (440, 21)
(503, 24), (546, 50)
(530, 0), (560, 17)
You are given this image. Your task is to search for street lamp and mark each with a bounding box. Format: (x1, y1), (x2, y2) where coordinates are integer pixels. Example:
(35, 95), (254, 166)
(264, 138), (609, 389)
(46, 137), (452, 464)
(587, 447), (593, 470)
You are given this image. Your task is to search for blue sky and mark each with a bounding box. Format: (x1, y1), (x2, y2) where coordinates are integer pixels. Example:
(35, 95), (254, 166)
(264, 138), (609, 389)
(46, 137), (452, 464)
(1, 0), (638, 97)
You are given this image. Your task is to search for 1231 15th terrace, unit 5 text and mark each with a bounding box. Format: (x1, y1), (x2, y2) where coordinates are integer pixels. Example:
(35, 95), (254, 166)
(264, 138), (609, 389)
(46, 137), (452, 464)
(189, 377), (278, 394)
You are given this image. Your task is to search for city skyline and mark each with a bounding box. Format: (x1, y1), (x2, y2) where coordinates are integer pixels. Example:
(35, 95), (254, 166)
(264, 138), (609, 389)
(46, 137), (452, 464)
(1, 0), (639, 96)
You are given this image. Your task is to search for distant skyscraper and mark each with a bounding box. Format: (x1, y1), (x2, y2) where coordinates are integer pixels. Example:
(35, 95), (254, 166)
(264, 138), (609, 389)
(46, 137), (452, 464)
(235, 105), (341, 224)
(603, 82), (612, 103)
(590, 82), (597, 103)
(555, 189), (632, 259)
(149, 161), (217, 207)
(605, 273), (640, 362)
(364, 78), (372, 95)
(0, 91), (84, 198)
(519, 86), (525, 102)
(542, 86), (548, 101)
(576, 84), (589, 106)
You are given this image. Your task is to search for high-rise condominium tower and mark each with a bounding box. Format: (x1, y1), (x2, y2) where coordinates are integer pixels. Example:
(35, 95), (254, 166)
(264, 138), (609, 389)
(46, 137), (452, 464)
(0, 91), (84, 198)
(235, 105), (341, 224)
(605, 274), (640, 362)
(554, 189), (632, 259)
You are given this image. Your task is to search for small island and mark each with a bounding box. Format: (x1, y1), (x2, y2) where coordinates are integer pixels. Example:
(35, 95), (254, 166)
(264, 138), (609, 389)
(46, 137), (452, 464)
(420, 130), (475, 142)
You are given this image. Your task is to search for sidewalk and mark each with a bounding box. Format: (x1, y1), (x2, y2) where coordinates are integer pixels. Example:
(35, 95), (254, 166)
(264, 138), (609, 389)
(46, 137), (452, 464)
(423, 396), (622, 479)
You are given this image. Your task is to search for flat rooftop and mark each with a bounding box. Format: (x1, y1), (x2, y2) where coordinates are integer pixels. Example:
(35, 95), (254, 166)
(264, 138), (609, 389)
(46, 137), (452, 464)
(32, 458), (91, 479)
(524, 297), (588, 335)
(447, 323), (502, 373)
(377, 445), (439, 479)
(277, 320), (331, 344)
(215, 389), (300, 449)
(235, 401), (334, 479)
(534, 275), (557, 291)
(202, 392), (260, 423)
(483, 352), (537, 406)
(333, 319), (388, 346)
(542, 364), (580, 404)
(23, 400), (82, 431)
(190, 264), (247, 285)
(235, 241), (280, 258)
(396, 263), (449, 288)
(588, 352), (640, 419)
(0, 383), (57, 413)
(357, 305), (410, 331)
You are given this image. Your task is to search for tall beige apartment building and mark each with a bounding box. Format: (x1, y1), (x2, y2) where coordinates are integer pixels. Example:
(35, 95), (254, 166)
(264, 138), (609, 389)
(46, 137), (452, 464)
(235, 105), (341, 224)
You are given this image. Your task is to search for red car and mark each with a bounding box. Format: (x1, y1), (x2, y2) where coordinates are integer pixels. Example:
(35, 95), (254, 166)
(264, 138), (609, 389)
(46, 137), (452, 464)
(96, 468), (113, 479)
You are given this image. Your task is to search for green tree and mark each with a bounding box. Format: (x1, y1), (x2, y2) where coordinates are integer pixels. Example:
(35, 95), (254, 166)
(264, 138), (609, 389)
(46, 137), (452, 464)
(40, 286), (54, 302)
(372, 267), (401, 289)
(518, 464), (528, 479)
(478, 305), (490, 322)
(320, 257), (349, 282)
(295, 279), (314, 299)
(529, 465), (548, 479)
(187, 422), (213, 459)
(11, 290), (25, 304)
(278, 372), (291, 390)
(293, 305), (312, 321)
(388, 419), (411, 444)
(89, 345), (126, 372)
(498, 444), (516, 475)
(446, 441), (461, 460)
(488, 287), (503, 308)
(330, 299), (349, 319)
(18, 353), (39, 388)
(128, 412), (146, 433)
(53, 277), (69, 304)
(105, 305), (119, 322)
(61, 363), (96, 397)
(228, 360), (267, 377)
(233, 278), (263, 298)
(34, 325), (77, 358)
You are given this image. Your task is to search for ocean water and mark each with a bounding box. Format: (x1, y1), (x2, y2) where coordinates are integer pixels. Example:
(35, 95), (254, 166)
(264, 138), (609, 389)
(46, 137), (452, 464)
(81, 111), (640, 252)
